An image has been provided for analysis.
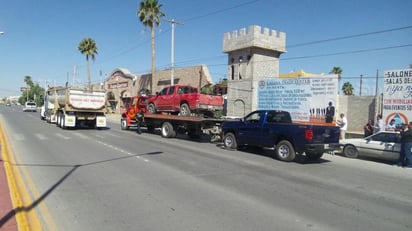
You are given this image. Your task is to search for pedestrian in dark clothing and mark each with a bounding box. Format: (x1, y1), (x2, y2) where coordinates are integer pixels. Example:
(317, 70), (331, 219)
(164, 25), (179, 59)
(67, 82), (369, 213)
(399, 122), (412, 168)
(363, 119), (374, 137)
(325, 101), (335, 123)
(136, 108), (144, 134)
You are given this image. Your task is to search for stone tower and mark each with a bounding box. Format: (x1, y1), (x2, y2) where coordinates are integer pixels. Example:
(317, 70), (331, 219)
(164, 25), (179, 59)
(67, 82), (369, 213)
(223, 25), (286, 117)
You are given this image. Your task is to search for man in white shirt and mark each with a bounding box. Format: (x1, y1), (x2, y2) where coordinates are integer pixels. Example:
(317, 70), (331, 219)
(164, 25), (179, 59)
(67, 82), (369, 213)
(337, 113), (348, 140)
(374, 114), (384, 133)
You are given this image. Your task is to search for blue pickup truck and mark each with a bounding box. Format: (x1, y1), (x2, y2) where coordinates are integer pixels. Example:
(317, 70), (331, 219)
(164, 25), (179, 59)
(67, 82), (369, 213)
(221, 110), (340, 162)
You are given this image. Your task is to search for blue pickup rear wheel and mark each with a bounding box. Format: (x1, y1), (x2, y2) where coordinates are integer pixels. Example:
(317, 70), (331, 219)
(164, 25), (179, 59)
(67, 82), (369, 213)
(223, 132), (237, 150)
(275, 140), (296, 162)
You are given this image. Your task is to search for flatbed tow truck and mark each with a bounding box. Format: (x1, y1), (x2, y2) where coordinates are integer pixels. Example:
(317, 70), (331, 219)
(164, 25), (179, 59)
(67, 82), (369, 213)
(120, 95), (224, 141)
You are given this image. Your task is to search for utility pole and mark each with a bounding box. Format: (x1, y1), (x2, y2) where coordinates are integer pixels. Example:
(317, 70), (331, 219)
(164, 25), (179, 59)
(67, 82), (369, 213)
(375, 69), (379, 96)
(359, 74), (363, 96)
(166, 19), (183, 86)
(72, 65), (77, 86)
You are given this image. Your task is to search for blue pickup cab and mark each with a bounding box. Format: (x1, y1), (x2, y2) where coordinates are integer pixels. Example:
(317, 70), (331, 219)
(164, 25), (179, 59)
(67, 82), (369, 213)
(221, 110), (340, 162)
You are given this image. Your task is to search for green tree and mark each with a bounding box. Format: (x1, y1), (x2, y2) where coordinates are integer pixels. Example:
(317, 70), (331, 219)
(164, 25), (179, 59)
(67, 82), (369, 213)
(19, 76), (44, 105)
(342, 82), (354, 96)
(78, 38), (98, 90)
(137, 0), (165, 92)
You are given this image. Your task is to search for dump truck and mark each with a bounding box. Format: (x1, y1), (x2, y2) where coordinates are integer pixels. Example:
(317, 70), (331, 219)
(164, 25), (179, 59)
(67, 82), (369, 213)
(44, 86), (107, 129)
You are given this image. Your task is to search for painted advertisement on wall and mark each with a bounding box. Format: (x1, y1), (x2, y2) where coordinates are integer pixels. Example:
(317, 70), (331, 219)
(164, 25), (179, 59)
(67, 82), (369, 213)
(257, 76), (338, 124)
(383, 69), (412, 128)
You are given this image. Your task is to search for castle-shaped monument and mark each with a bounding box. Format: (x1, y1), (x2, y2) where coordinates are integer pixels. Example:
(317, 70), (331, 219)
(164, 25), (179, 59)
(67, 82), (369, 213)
(223, 25), (286, 117)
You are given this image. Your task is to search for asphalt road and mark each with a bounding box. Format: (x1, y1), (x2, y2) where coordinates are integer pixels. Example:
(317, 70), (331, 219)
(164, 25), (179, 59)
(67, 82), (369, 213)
(1, 105), (412, 231)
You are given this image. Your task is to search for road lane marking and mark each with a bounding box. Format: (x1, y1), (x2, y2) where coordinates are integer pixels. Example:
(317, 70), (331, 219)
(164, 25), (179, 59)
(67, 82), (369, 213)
(55, 133), (71, 140)
(34, 133), (48, 140)
(97, 141), (150, 162)
(13, 133), (25, 141)
(0, 119), (43, 230)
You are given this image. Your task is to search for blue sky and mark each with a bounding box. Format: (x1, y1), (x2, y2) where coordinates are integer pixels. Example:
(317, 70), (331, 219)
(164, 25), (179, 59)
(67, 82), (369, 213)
(1, 0), (411, 98)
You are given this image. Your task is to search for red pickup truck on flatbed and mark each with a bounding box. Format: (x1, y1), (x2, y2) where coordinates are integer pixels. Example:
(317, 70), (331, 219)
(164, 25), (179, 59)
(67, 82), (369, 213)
(146, 85), (224, 116)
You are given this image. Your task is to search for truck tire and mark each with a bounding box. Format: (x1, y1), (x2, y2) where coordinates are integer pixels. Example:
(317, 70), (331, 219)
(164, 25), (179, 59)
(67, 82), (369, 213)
(56, 113), (60, 127)
(180, 103), (191, 116)
(161, 122), (176, 138)
(223, 132), (238, 150)
(148, 103), (156, 114)
(120, 118), (129, 130)
(60, 114), (66, 129)
(306, 152), (324, 161)
(275, 140), (296, 162)
(343, 145), (359, 158)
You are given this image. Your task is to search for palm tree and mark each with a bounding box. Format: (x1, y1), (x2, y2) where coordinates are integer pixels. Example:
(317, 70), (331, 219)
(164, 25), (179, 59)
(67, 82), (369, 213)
(137, 0), (165, 92)
(329, 66), (343, 94)
(342, 82), (354, 95)
(78, 38), (98, 90)
(23, 75), (34, 102)
(24, 75), (34, 88)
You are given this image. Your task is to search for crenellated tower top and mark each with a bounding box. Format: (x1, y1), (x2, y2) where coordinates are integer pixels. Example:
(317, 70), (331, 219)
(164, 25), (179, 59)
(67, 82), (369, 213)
(223, 25), (286, 53)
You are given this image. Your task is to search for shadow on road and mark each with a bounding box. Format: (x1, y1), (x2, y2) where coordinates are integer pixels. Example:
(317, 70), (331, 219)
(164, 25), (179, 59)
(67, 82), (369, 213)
(0, 151), (163, 227)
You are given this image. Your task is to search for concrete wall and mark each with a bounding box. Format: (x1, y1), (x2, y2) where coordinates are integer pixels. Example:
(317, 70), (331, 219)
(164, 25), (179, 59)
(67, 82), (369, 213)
(337, 95), (382, 134)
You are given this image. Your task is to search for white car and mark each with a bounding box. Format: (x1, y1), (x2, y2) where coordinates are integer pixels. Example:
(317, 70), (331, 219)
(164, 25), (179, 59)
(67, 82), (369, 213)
(23, 101), (37, 112)
(339, 131), (401, 162)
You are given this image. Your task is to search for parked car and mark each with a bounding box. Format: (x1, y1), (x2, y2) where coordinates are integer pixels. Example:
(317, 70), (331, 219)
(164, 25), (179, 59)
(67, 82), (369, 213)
(339, 131), (401, 162)
(23, 101), (37, 112)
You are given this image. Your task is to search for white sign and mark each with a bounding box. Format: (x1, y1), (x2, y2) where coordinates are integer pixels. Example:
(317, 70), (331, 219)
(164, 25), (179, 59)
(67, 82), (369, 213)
(258, 76), (338, 123)
(383, 69), (412, 127)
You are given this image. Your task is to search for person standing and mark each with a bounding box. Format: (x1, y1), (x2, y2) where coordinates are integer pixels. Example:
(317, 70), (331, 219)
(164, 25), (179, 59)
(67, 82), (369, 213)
(363, 119), (373, 137)
(374, 114), (384, 133)
(385, 119), (396, 131)
(325, 101), (335, 123)
(337, 113), (348, 140)
(399, 122), (412, 168)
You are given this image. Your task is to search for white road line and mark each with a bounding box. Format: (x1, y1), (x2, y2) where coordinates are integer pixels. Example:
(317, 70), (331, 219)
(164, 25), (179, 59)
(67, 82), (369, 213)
(13, 133), (25, 141)
(73, 133), (89, 139)
(55, 133), (71, 140)
(97, 140), (150, 162)
(34, 133), (48, 140)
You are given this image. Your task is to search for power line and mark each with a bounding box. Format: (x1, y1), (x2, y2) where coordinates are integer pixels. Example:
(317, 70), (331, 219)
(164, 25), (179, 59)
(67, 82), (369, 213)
(183, 0), (261, 22)
(288, 25), (412, 48)
(282, 44), (412, 60)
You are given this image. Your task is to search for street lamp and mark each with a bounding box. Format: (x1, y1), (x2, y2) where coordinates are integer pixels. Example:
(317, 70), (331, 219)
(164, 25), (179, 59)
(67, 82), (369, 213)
(166, 19), (183, 86)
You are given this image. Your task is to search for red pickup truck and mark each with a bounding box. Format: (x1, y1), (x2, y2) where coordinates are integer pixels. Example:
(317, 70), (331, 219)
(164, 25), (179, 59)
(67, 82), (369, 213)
(147, 85), (224, 116)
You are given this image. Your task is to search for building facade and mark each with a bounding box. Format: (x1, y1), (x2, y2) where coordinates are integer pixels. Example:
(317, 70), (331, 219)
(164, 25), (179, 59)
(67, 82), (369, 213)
(104, 65), (214, 113)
